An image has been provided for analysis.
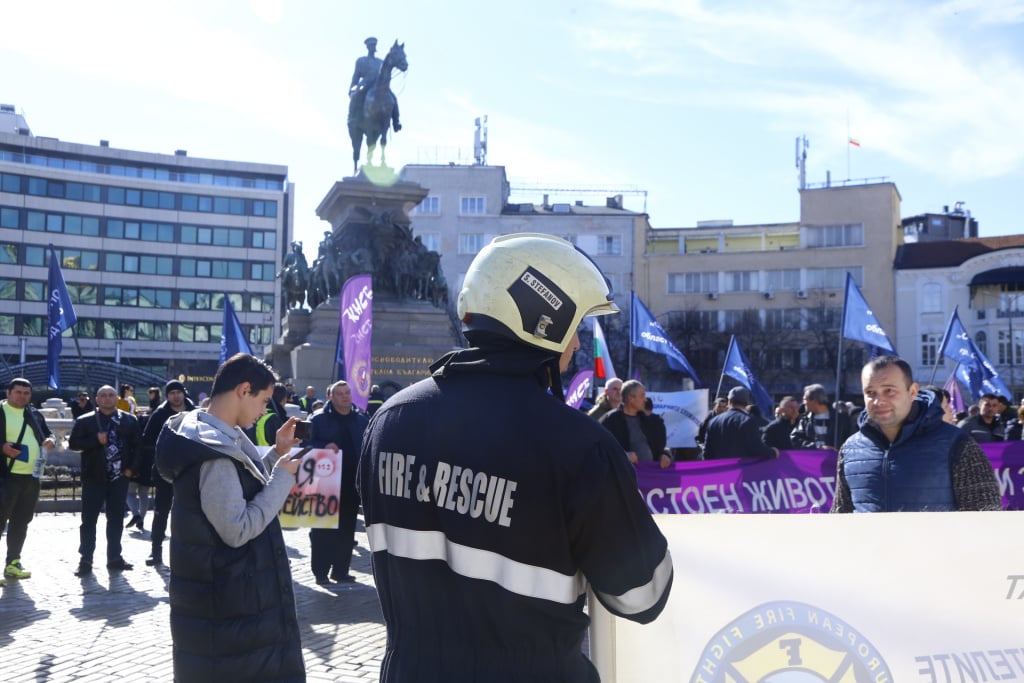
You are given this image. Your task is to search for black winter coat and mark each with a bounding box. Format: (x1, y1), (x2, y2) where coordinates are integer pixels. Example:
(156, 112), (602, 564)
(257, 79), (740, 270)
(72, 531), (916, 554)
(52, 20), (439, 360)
(156, 416), (304, 683)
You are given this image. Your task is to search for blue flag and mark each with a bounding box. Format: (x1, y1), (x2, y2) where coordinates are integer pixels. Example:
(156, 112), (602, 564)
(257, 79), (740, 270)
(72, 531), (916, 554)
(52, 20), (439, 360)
(220, 295), (253, 365)
(47, 247), (79, 390)
(630, 292), (701, 385)
(722, 335), (774, 419)
(939, 307), (1010, 401)
(841, 272), (895, 354)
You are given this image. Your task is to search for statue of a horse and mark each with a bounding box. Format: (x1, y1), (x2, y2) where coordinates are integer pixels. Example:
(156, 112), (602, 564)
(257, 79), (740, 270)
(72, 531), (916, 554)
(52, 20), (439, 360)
(282, 263), (308, 310)
(349, 41), (407, 174)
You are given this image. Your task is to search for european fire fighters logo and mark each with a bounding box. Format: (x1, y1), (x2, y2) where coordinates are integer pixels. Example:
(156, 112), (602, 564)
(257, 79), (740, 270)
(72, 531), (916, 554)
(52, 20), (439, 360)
(352, 359), (371, 395)
(691, 601), (891, 682)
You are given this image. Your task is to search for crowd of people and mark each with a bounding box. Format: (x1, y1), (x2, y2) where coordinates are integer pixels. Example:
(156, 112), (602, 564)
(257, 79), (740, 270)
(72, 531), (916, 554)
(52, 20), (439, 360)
(0, 230), (1010, 680)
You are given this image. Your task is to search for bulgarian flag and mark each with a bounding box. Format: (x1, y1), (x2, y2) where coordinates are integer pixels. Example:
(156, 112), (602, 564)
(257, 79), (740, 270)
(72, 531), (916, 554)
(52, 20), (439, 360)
(848, 137), (861, 147)
(592, 318), (617, 380)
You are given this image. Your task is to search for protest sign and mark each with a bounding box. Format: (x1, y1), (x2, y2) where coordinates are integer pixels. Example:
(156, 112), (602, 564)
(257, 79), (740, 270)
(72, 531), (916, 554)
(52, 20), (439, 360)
(278, 448), (343, 529)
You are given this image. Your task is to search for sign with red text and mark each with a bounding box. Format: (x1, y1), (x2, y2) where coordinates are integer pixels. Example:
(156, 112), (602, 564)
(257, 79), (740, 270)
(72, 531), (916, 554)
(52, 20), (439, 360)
(278, 448), (342, 529)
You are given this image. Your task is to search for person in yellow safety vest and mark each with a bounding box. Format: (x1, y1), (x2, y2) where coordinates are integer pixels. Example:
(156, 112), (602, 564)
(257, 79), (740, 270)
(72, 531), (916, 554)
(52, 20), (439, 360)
(245, 383), (289, 446)
(298, 385), (317, 416)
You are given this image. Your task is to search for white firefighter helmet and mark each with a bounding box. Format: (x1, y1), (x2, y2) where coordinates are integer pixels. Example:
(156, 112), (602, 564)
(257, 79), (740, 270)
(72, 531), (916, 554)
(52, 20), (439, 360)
(456, 233), (620, 354)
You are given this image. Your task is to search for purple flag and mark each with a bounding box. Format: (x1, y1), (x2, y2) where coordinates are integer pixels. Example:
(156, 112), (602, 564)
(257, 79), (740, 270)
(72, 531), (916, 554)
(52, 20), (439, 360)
(339, 275), (373, 411)
(564, 370), (594, 409)
(943, 370), (966, 414)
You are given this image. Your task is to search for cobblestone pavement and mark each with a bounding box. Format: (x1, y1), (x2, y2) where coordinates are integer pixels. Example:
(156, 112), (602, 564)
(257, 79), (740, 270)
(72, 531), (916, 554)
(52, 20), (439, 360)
(0, 512), (386, 682)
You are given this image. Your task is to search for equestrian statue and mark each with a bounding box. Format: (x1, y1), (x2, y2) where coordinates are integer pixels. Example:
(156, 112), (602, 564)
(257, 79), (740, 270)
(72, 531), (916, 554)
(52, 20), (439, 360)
(348, 36), (407, 174)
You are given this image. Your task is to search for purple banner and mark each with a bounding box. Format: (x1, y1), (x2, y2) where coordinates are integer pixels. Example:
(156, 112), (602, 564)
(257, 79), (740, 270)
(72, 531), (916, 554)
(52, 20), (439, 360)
(636, 442), (1024, 514)
(339, 274), (373, 411)
(565, 370), (594, 409)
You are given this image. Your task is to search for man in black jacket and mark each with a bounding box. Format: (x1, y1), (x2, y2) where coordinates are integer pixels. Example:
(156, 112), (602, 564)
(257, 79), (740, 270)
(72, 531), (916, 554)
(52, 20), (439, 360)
(305, 380), (369, 584)
(68, 385), (142, 576)
(791, 383), (854, 450)
(1, 378), (55, 584)
(703, 387), (778, 460)
(599, 380), (673, 468)
(141, 379), (194, 566)
(762, 395), (799, 450)
(358, 234), (672, 681)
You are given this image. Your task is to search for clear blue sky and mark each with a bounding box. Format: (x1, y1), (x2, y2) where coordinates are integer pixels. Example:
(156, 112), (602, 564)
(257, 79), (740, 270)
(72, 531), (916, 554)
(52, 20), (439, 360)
(5, 0), (1023, 250)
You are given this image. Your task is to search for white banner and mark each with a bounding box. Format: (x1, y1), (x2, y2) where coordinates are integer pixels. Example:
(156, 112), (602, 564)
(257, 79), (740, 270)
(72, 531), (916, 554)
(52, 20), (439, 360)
(591, 512), (1024, 682)
(647, 389), (708, 448)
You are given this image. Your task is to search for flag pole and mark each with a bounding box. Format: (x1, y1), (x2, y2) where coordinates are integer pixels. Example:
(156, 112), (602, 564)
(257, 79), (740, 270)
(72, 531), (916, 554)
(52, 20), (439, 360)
(715, 336), (732, 400)
(928, 306), (957, 385)
(834, 280), (850, 447)
(71, 329), (92, 392)
(627, 293), (634, 381)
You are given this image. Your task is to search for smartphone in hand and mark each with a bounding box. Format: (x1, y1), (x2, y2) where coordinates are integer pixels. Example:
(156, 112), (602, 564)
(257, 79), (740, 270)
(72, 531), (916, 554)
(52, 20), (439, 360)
(293, 420), (312, 440)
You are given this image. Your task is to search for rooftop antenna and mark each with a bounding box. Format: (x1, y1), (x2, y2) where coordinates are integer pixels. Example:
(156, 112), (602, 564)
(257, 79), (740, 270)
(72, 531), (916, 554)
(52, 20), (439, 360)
(795, 135), (809, 190)
(474, 116), (488, 166)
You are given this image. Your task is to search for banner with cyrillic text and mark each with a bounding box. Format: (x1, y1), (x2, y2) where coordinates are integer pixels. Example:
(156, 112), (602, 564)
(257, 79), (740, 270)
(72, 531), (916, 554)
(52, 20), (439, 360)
(590, 512), (1024, 682)
(278, 448), (342, 529)
(647, 389), (708, 449)
(636, 441), (1024, 514)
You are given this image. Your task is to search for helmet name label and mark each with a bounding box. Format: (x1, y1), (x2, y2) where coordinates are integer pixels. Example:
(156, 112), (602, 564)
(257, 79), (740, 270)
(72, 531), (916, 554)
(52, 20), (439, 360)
(520, 271), (563, 310)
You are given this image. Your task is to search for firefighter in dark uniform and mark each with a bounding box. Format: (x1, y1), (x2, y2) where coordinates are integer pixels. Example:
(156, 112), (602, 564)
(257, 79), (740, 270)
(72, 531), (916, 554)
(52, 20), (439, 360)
(358, 233), (673, 682)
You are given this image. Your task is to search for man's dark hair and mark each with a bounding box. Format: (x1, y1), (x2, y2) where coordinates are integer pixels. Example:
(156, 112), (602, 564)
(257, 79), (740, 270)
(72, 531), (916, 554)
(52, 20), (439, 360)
(272, 382), (288, 403)
(211, 353), (278, 398)
(7, 377), (31, 391)
(862, 355), (914, 388)
(980, 393), (999, 403)
(922, 385), (949, 402)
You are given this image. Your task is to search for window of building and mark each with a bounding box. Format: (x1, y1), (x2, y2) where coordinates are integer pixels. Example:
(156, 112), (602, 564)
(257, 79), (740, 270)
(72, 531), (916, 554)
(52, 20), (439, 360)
(596, 235), (622, 256)
(0, 207), (18, 228)
(562, 234), (578, 245)
(250, 326), (273, 346)
(765, 308), (802, 331)
(679, 310), (717, 332)
(1, 174), (21, 192)
(251, 263), (276, 281)
(412, 196), (440, 215)
(806, 348), (831, 369)
(804, 223), (864, 248)
(723, 270), (759, 292)
(806, 306), (841, 330)
(0, 243), (17, 264)
(417, 232), (440, 253)
(998, 330), (1023, 366)
(252, 231), (277, 249)
(460, 196), (485, 215)
(723, 309), (760, 332)
(458, 233), (485, 255)
(921, 333), (944, 366)
(765, 349), (800, 370)
(805, 267), (859, 290)
(976, 331), (988, 356)
(0, 314), (14, 335)
(765, 269), (800, 292)
(0, 279), (15, 299)
(249, 294), (275, 313)
(668, 272), (717, 294)
(67, 284), (97, 305)
(922, 284), (942, 313)
(24, 282), (44, 301)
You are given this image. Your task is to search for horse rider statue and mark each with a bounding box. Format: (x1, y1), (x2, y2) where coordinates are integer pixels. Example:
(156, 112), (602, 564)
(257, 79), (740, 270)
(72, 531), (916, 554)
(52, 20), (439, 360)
(349, 36), (401, 136)
(278, 241), (310, 309)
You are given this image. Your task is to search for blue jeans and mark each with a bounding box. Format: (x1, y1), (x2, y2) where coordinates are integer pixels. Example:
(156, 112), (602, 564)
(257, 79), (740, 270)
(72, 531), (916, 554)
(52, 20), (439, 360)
(78, 476), (130, 564)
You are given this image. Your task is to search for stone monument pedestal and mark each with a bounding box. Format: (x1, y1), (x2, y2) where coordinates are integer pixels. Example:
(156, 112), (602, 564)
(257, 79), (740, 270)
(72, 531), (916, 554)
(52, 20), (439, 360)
(268, 172), (461, 395)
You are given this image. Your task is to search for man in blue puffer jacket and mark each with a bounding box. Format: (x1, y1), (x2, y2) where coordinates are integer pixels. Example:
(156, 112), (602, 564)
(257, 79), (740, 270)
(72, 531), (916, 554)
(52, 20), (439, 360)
(832, 355), (1001, 513)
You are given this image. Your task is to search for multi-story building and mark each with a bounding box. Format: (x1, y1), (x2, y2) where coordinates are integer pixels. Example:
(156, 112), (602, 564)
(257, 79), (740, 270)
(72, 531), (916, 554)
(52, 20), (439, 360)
(634, 181), (903, 396)
(894, 235), (1024, 401)
(398, 164), (643, 312)
(0, 105), (293, 397)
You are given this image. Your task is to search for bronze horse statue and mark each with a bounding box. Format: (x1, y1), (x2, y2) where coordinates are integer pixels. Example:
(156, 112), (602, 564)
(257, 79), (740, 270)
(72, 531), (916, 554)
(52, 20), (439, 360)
(349, 41), (407, 174)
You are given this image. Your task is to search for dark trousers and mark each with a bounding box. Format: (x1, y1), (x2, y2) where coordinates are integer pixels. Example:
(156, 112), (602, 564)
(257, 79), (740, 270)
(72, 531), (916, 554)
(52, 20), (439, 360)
(79, 476), (130, 564)
(150, 476), (173, 550)
(309, 505), (357, 579)
(0, 474), (41, 565)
